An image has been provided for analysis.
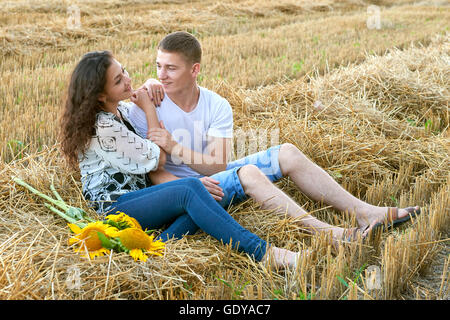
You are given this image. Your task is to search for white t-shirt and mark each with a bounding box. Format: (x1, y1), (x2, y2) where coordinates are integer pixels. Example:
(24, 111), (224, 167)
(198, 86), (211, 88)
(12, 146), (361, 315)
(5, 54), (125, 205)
(127, 86), (233, 178)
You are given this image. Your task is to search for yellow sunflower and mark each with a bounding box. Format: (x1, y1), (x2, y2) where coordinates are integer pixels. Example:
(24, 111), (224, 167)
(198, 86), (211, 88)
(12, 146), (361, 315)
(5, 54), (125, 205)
(105, 211), (142, 230)
(116, 228), (165, 262)
(68, 221), (118, 259)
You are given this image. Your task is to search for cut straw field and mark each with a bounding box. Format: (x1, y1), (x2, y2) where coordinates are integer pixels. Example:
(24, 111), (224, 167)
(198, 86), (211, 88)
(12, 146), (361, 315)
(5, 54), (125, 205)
(0, 0), (449, 300)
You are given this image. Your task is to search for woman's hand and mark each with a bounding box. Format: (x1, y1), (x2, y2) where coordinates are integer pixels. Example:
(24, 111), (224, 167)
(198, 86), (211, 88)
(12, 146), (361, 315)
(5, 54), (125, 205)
(131, 87), (155, 113)
(140, 78), (164, 106)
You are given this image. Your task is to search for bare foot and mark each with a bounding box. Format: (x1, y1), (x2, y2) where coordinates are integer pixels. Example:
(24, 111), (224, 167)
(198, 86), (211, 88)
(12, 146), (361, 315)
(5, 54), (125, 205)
(261, 246), (310, 270)
(309, 227), (361, 249)
(330, 227), (367, 249)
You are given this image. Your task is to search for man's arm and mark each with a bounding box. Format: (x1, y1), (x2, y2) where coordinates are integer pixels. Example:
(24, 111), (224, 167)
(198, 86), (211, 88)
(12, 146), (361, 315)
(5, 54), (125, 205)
(172, 136), (231, 176)
(148, 122), (232, 177)
(138, 79), (233, 176)
(138, 78), (165, 106)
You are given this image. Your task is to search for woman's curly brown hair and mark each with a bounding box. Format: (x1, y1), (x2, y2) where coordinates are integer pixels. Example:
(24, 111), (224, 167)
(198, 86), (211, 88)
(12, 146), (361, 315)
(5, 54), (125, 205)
(59, 51), (113, 169)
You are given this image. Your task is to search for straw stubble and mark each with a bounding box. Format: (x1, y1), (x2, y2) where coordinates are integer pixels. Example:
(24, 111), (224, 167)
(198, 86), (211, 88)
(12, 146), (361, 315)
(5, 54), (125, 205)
(0, 0), (449, 300)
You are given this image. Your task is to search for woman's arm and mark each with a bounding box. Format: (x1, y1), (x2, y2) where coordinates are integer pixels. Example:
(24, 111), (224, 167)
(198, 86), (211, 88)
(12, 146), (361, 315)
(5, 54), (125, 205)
(157, 148), (166, 169)
(131, 87), (160, 136)
(148, 167), (179, 185)
(131, 87), (168, 169)
(94, 113), (160, 175)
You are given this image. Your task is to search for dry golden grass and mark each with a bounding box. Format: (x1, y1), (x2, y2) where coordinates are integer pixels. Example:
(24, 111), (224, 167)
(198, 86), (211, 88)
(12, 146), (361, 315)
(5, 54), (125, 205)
(0, 0), (449, 300)
(1, 1), (449, 160)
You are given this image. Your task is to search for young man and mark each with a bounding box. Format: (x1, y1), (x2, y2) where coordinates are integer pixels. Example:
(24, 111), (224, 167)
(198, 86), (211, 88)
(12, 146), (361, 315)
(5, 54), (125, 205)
(128, 31), (420, 246)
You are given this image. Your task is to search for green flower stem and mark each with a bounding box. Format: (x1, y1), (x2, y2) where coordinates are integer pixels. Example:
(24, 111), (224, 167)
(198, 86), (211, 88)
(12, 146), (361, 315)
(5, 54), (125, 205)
(13, 177), (69, 212)
(13, 177), (93, 227)
(44, 203), (86, 228)
(50, 182), (64, 202)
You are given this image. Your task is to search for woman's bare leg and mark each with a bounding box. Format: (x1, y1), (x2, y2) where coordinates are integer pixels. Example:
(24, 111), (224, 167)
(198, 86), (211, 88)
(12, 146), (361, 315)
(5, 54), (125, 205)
(261, 246), (311, 270)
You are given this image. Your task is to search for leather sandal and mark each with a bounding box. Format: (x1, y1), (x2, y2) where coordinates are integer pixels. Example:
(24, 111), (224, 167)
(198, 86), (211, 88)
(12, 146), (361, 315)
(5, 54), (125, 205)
(371, 206), (421, 232)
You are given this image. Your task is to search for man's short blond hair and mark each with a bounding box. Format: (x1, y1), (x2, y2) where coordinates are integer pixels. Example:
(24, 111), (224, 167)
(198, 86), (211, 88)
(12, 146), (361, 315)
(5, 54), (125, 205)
(158, 31), (202, 65)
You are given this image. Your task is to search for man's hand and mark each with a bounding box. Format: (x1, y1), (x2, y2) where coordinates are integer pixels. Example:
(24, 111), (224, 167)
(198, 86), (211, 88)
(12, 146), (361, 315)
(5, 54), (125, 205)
(199, 176), (224, 201)
(139, 78), (164, 106)
(147, 121), (178, 154)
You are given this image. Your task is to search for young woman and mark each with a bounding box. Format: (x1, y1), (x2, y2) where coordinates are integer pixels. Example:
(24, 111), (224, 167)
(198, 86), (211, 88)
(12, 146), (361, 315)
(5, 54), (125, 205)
(59, 50), (304, 269)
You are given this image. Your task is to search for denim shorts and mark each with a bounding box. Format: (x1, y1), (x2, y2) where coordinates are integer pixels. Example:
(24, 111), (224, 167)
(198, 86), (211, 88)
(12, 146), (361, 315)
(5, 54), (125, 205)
(210, 145), (283, 208)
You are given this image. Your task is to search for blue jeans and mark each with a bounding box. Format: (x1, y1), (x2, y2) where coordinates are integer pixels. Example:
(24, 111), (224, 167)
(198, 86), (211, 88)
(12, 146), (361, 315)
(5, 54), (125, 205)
(109, 177), (267, 261)
(211, 145), (283, 207)
(158, 146), (283, 240)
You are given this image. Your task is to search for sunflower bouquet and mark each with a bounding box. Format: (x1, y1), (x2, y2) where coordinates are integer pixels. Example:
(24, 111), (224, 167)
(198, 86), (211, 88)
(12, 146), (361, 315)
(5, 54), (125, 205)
(12, 177), (165, 262)
(67, 211), (165, 262)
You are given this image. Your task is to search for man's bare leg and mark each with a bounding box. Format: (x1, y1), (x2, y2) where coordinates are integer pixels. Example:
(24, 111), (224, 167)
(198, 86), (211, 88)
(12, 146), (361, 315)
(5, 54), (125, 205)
(237, 164), (346, 241)
(277, 143), (419, 234)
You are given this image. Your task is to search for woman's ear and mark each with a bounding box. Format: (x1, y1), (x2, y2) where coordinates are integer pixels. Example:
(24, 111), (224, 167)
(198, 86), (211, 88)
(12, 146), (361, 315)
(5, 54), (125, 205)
(98, 93), (106, 104)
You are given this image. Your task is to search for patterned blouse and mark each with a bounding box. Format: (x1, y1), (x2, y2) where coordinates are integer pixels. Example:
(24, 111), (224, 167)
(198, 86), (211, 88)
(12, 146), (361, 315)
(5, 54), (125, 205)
(78, 101), (160, 214)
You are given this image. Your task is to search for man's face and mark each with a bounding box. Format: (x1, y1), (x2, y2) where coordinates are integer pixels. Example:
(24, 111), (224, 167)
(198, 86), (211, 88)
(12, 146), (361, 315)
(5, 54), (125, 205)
(156, 49), (199, 94)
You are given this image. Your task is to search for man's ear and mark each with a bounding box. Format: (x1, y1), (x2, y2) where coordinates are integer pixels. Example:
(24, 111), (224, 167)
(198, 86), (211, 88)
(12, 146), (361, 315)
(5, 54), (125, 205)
(192, 63), (200, 77)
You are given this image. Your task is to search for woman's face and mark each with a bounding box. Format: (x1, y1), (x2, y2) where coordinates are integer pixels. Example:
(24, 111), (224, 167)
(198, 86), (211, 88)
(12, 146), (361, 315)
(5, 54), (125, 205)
(101, 58), (132, 106)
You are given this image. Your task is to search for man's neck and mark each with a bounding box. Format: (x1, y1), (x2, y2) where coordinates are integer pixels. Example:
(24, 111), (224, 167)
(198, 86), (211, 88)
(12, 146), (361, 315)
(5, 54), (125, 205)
(168, 84), (200, 113)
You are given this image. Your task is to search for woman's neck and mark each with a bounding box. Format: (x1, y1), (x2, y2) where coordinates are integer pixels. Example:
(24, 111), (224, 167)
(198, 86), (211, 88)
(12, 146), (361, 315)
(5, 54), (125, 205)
(103, 101), (120, 117)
